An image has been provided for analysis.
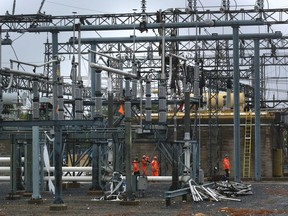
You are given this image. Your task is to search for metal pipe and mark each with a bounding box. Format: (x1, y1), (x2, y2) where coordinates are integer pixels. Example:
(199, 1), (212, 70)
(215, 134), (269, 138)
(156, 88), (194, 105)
(0, 157), (24, 162)
(90, 63), (138, 79)
(9, 59), (58, 68)
(26, 19), (265, 32)
(0, 67), (45, 78)
(0, 175), (191, 182)
(77, 32), (281, 44)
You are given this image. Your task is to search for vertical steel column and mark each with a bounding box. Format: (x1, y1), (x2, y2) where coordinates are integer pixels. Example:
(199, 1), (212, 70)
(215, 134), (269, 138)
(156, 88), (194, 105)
(107, 73), (114, 127)
(90, 68), (103, 190)
(254, 39), (261, 181)
(75, 26), (83, 120)
(193, 64), (200, 97)
(131, 63), (137, 99)
(192, 140), (199, 182)
(16, 142), (23, 190)
(119, 62), (124, 100)
(91, 142), (101, 190)
(183, 79), (191, 175)
(10, 135), (17, 194)
(107, 139), (113, 175)
(170, 142), (179, 190)
(0, 26), (3, 116)
(77, 23), (82, 80)
(57, 77), (64, 120)
(94, 69), (102, 116)
(75, 82), (83, 119)
(24, 141), (32, 193)
(71, 57), (77, 119)
(159, 25), (167, 125)
(52, 31), (64, 204)
(145, 77), (152, 128)
(232, 26), (241, 182)
(32, 126), (41, 199)
(31, 78), (41, 200)
(90, 44), (96, 118)
(124, 77), (133, 200)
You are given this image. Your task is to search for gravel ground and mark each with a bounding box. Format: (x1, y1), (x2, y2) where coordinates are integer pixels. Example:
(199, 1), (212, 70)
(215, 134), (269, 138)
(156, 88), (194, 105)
(0, 180), (288, 216)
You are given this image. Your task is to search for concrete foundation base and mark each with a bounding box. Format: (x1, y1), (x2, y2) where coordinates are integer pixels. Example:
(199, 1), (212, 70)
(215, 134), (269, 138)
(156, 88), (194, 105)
(49, 204), (68, 211)
(5, 193), (21, 200)
(119, 200), (140, 206)
(87, 190), (103, 196)
(16, 190), (25, 196)
(22, 192), (32, 197)
(28, 198), (44, 204)
(66, 182), (80, 189)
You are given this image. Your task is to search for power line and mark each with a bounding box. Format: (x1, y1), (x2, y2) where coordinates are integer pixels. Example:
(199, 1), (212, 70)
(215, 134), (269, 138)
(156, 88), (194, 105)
(45, 0), (108, 14)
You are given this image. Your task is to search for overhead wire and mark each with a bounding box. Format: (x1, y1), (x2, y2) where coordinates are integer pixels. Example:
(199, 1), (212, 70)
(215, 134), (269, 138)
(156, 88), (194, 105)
(45, 0), (108, 14)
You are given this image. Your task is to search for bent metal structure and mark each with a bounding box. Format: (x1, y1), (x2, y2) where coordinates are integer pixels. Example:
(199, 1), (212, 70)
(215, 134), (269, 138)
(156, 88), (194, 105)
(0, 0), (288, 206)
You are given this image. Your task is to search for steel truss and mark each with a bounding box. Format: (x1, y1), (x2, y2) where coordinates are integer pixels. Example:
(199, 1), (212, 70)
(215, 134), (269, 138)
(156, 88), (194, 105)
(1, 6), (288, 188)
(0, 8), (287, 100)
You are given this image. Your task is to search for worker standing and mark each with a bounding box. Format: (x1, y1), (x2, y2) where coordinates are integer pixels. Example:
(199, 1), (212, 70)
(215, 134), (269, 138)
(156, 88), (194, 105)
(132, 157), (140, 175)
(141, 155), (150, 176)
(222, 153), (231, 180)
(151, 156), (159, 176)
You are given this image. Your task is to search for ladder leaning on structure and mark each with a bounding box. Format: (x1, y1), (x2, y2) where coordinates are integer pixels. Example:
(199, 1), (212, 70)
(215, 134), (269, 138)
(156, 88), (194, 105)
(243, 111), (253, 178)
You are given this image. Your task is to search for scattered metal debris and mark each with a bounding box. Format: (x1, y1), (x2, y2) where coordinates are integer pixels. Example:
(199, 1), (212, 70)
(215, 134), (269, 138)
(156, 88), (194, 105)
(189, 179), (253, 202)
(91, 172), (126, 201)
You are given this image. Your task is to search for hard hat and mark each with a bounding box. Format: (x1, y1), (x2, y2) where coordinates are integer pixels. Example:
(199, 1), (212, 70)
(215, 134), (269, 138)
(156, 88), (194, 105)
(224, 153), (229, 157)
(142, 155), (146, 158)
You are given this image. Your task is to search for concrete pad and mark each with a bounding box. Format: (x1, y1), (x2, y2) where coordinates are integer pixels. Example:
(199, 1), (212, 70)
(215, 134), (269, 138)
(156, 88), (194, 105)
(66, 182), (80, 189)
(119, 200), (140, 206)
(28, 198), (44, 204)
(49, 203), (68, 211)
(87, 190), (103, 196)
(22, 192), (32, 197)
(5, 193), (21, 200)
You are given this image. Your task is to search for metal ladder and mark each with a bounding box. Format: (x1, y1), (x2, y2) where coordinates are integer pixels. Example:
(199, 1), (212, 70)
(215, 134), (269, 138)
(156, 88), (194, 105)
(243, 111), (253, 178)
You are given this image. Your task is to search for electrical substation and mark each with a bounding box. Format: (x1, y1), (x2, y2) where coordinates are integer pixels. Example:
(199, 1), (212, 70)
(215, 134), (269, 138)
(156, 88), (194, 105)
(0, 0), (288, 212)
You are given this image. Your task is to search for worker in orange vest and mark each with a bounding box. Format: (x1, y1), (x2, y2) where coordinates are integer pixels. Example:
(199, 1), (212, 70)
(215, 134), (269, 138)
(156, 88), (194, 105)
(222, 153), (231, 180)
(118, 104), (125, 115)
(151, 156), (159, 176)
(132, 157), (140, 175)
(141, 155), (150, 176)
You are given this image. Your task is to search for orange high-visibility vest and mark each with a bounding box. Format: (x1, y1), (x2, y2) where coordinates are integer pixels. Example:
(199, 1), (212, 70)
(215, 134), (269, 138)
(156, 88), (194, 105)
(222, 157), (230, 170)
(118, 104), (125, 115)
(151, 159), (159, 176)
(141, 157), (149, 175)
(132, 160), (139, 173)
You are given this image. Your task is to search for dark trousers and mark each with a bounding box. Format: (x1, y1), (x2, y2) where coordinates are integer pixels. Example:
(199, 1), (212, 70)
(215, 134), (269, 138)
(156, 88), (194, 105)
(225, 169), (230, 180)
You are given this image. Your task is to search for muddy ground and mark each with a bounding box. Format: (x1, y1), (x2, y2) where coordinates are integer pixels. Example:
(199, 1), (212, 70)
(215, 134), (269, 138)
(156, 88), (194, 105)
(0, 180), (288, 216)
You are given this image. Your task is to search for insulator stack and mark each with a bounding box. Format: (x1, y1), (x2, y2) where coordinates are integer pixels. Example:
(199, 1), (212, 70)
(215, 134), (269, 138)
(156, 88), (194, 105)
(141, 0), (146, 22)
(255, 0), (264, 10)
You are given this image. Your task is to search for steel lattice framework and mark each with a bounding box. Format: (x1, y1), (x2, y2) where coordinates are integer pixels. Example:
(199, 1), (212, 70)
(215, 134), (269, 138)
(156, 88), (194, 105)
(1, 5), (288, 193)
(1, 8), (288, 104)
